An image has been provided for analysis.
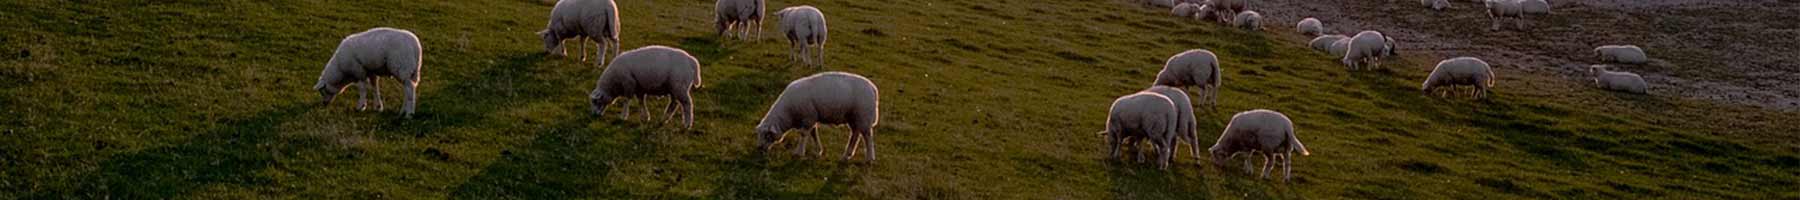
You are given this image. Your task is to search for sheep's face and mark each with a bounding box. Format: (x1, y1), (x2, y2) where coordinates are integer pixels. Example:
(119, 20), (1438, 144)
(1209, 150), (1231, 170)
(314, 81), (349, 106)
(539, 30), (563, 56)
(754, 125), (784, 150)
(589, 92), (614, 116)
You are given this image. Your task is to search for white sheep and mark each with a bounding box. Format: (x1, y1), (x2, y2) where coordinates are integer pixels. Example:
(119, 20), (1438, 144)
(1309, 34), (1348, 53)
(1297, 18), (1324, 36)
(1521, 0), (1550, 15)
(1233, 10), (1263, 31)
(1209, 109), (1310, 181)
(754, 72), (881, 161)
(589, 46), (704, 128)
(1098, 92), (1180, 170)
(1173, 3), (1202, 17)
(1328, 38), (1352, 57)
(1421, 57), (1497, 99)
(1594, 45), (1649, 64)
(715, 0), (766, 40)
(315, 27), (424, 118)
(540, 0), (621, 66)
(1342, 30), (1399, 70)
(1145, 86), (1201, 161)
(776, 6), (828, 67)
(1153, 49), (1223, 109)
(1485, 0), (1526, 30)
(1590, 65), (1649, 94)
(1423, 0), (1450, 10)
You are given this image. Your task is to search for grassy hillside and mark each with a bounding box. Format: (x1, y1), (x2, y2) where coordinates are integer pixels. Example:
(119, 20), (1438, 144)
(2, 0), (1794, 199)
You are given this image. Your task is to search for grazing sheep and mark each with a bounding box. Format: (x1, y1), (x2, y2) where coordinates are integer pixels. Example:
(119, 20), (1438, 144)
(715, 0), (766, 40)
(755, 72), (881, 161)
(1098, 92), (1180, 170)
(540, 0), (621, 66)
(1195, 4), (1223, 23)
(1297, 18), (1324, 36)
(1173, 3), (1202, 17)
(1423, 0), (1450, 10)
(1521, 0), (1550, 14)
(1208, 0), (1249, 21)
(1590, 65), (1649, 94)
(1328, 38), (1352, 57)
(315, 27), (424, 118)
(1309, 35), (1348, 53)
(1421, 57), (1497, 99)
(1485, 0), (1526, 30)
(1342, 31), (1399, 70)
(776, 6), (829, 67)
(1145, 86), (1201, 161)
(590, 46), (704, 128)
(1594, 45), (1649, 64)
(1209, 109), (1310, 181)
(1153, 49), (1223, 108)
(1232, 10), (1262, 30)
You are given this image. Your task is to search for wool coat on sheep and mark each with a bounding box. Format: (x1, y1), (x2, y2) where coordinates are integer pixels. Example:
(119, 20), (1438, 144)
(1103, 92), (1180, 170)
(1309, 35), (1348, 53)
(1424, 0), (1450, 10)
(715, 0), (765, 39)
(541, 0), (621, 66)
(1594, 45), (1649, 64)
(590, 46), (704, 128)
(1145, 86), (1201, 160)
(1485, 0), (1526, 29)
(1343, 31), (1397, 70)
(1233, 11), (1262, 30)
(1520, 0), (1550, 14)
(1591, 66), (1649, 94)
(776, 6), (829, 67)
(1153, 49), (1223, 107)
(1209, 109), (1310, 181)
(1421, 57), (1497, 98)
(755, 72), (882, 161)
(1328, 39), (1352, 57)
(1173, 3), (1202, 17)
(1297, 18), (1324, 36)
(315, 27), (424, 118)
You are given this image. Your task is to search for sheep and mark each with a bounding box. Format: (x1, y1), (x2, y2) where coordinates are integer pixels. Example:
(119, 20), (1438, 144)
(540, 0), (621, 66)
(754, 72), (881, 161)
(1485, 0), (1526, 30)
(1420, 57), (1497, 99)
(589, 46), (704, 128)
(1328, 38), (1352, 57)
(1209, 109), (1310, 181)
(1521, 0), (1550, 15)
(1309, 34), (1348, 53)
(1232, 10), (1263, 31)
(715, 0), (766, 40)
(1145, 86), (1201, 161)
(1594, 45), (1649, 64)
(1153, 49), (1223, 109)
(1590, 65), (1649, 94)
(315, 27), (424, 118)
(1173, 3), (1202, 17)
(1342, 30), (1399, 70)
(1423, 0), (1450, 10)
(1297, 18), (1324, 36)
(775, 6), (829, 67)
(1097, 92), (1180, 170)
(1208, 0), (1249, 21)
(1195, 4), (1223, 23)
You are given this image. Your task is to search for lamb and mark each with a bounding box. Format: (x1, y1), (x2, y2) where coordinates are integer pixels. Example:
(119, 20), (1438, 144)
(1145, 86), (1201, 161)
(1485, 0), (1526, 30)
(1342, 30), (1399, 70)
(315, 27), (424, 118)
(1594, 45), (1649, 64)
(1210, 109), (1310, 181)
(1173, 3), (1202, 17)
(540, 0), (621, 66)
(775, 6), (829, 67)
(1297, 18), (1324, 36)
(1590, 65), (1649, 94)
(1521, 0), (1550, 15)
(1420, 57), (1497, 99)
(715, 0), (766, 40)
(589, 46), (704, 128)
(1423, 0), (1450, 10)
(1232, 10), (1263, 31)
(1098, 92), (1180, 170)
(1309, 35), (1348, 53)
(754, 72), (881, 161)
(1153, 49), (1223, 109)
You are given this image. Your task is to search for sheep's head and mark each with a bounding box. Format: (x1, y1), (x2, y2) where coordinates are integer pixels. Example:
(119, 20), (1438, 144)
(538, 30), (564, 56)
(589, 89), (613, 116)
(1383, 36), (1400, 56)
(754, 124), (785, 151)
(1208, 149), (1231, 170)
(313, 76), (350, 106)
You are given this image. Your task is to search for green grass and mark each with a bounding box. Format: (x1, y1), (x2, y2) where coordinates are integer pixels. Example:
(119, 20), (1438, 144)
(2, 0), (1796, 199)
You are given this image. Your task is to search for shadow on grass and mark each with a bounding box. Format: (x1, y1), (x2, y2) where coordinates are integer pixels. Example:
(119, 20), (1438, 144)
(24, 104), (316, 199)
(375, 53), (554, 136)
(447, 117), (645, 199)
(705, 153), (865, 199)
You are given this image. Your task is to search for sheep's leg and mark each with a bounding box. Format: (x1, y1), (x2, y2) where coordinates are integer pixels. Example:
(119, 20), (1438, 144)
(370, 77), (384, 111)
(677, 93), (694, 129)
(402, 82), (416, 119)
(640, 96), (654, 121)
(1242, 153), (1254, 174)
(355, 80), (369, 111)
(619, 98), (632, 120)
(1259, 153), (1273, 179)
(793, 127), (811, 156)
(810, 128), (826, 157)
(817, 39), (828, 67)
(863, 128), (877, 161)
(1283, 151), (1295, 182)
(842, 128), (861, 160)
(1107, 135), (1121, 161)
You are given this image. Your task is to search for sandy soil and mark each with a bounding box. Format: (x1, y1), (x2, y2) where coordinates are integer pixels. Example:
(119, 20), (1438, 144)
(1250, 0), (1800, 111)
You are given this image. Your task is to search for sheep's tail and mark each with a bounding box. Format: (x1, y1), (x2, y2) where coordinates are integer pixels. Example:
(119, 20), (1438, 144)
(1291, 130), (1311, 156)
